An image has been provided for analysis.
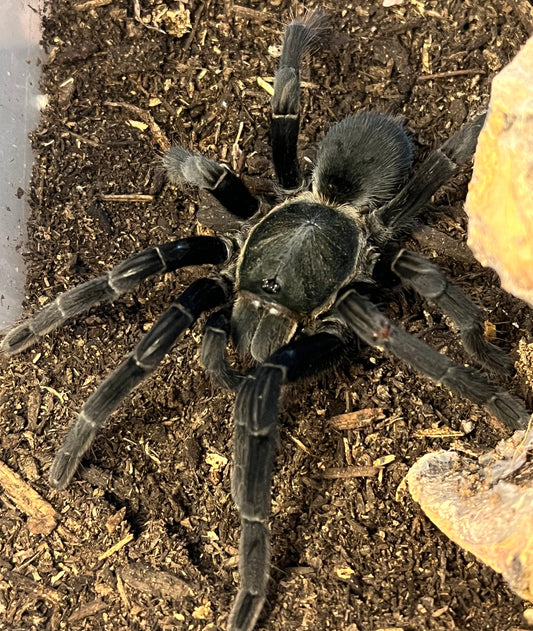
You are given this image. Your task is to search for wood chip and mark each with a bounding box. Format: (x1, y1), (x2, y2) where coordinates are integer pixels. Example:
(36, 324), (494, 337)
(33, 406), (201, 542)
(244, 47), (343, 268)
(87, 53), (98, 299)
(0, 460), (59, 535)
(330, 408), (385, 430)
(232, 4), (271, 21)
(373, 454), (396, 467)
(323, 466), (379, 479)
(68, 599), (109, 623)
(414, 427), (464, 438)
(74, 0), (112, 10)
(127, 119), (149, 131)
(484, 320), (497, 340)
(105, 507), (127, 535)
(119, 562), (194, 599)
(257, 76), (274, 96)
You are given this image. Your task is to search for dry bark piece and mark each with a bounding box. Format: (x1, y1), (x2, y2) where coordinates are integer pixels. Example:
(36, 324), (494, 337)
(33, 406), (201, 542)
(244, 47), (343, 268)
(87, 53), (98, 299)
(68, 599), (109, 623)
(323, 465), (379, 479)
(330, 407), (385, 430)
(0, 461), (59, 535)
(119, 562), (194, 599)
(406, 426), (533, 601)
(3, 569), (62, 604)
(465, 35), (533, 306)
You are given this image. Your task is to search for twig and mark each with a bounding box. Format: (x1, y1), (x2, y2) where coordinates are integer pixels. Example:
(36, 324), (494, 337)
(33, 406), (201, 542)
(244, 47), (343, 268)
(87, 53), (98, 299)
(98, 533), (134, 561)
(418, 68), (484, 81)
(105, 101), (171, 151)
(75, 0), (112, 10)
(323, 466), (379, 479)
(182, 1), (206, 54)
(100, 194), (154, 203)
(232, 4), (271, 21)
(66, 130), (100, 147)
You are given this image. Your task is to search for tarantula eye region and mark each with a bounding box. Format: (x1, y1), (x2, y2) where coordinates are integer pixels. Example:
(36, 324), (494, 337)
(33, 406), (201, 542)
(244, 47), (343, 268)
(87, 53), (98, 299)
(261, 277), (281, 294)
(237, 199), (360, 315)
(374, 322), (392, 342)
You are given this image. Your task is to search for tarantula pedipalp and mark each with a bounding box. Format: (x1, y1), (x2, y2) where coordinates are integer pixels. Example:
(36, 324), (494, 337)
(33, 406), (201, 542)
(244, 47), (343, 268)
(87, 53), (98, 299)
(1, 12), (530, 631)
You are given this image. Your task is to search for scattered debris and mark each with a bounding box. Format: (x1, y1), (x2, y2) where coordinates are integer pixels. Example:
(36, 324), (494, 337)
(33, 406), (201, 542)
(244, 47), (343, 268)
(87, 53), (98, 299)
(105, 101), (171, 151)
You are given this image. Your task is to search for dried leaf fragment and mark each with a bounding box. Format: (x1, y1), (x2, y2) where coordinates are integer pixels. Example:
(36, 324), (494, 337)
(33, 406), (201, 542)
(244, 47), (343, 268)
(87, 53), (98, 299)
(128, 119), (149, 131)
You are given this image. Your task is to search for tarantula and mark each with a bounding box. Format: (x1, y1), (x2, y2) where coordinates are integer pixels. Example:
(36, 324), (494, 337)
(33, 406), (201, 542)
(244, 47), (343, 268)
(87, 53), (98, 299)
(2, 12), (529, 631)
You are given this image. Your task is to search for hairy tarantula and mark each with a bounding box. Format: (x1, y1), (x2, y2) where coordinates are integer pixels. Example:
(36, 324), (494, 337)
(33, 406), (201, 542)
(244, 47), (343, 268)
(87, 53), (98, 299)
(2, 12), (530, 631)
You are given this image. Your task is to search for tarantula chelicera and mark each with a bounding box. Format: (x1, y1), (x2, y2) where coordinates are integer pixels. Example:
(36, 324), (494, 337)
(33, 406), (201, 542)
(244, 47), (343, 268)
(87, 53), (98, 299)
(2, 12), (530, 631)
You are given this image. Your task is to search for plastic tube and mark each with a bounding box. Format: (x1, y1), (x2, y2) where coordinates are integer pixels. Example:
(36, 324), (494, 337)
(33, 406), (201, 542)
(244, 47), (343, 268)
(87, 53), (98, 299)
(0, 0), (45, 332)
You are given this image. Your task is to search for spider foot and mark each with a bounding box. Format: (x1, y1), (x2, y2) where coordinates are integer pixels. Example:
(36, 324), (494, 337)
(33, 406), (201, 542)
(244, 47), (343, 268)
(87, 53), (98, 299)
(227, 589), (266, 631)
(462, 326), (515, 377)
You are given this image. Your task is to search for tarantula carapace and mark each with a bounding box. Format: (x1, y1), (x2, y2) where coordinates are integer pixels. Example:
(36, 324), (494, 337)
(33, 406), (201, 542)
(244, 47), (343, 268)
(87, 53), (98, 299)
(1, 12), (529, 631)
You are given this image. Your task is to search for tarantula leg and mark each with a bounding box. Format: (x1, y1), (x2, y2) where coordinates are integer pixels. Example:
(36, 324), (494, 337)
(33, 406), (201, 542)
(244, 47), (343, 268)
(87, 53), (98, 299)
(163, 147), (258, 219)
(0, 236), (230, 356)
(392, 249), (514, 376)
(49, 277), (230, 490)
(271, 11), (328, 190)
(228, 330), (345, 630)
(372, 113), (486, 234)
(228, 366), (281, 631)
(336, 289), (529, 431)
(201, 309), (246, 391)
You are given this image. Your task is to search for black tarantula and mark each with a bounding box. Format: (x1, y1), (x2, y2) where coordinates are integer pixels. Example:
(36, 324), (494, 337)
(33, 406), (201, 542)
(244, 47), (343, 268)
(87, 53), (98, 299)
(2, 12), (530, 631)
